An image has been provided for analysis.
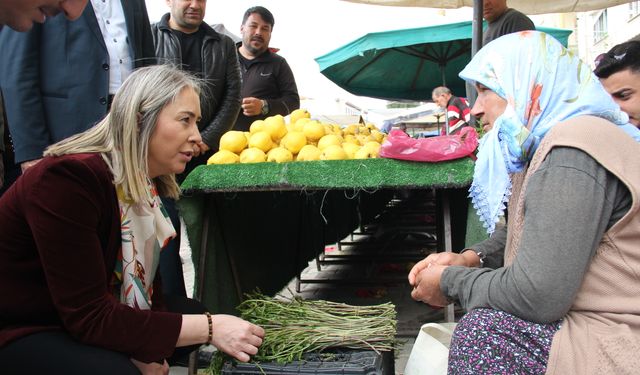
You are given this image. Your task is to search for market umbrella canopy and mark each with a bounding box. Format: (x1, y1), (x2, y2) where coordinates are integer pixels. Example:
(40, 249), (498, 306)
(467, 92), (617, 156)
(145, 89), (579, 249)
(340, 0), (634, 15)
(315, 21), (571, 101)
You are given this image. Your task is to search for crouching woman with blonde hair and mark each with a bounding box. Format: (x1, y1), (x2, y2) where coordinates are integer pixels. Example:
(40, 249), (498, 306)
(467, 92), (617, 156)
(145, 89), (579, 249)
(0, 65), (264, 375)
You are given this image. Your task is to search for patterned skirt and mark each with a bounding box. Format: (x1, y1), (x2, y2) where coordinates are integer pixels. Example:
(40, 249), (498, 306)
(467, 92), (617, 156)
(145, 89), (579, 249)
(448, 308), (562, 374)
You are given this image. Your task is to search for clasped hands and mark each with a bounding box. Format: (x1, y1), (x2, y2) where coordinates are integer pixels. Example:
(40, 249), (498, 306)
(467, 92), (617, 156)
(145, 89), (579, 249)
(408, 251), (481, 307)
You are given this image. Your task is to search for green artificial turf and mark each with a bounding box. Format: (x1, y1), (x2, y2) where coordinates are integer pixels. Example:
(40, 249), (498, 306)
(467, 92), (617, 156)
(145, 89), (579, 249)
(180, 157), (475, 193)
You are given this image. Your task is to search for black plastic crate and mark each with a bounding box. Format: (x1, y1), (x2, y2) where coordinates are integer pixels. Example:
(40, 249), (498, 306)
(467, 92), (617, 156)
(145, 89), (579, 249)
(221, 349), (394, 375)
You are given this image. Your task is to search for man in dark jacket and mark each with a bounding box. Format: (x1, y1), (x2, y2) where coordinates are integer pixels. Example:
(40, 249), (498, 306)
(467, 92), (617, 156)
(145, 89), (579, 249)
(151, 0), (242, 298)
(234, 6), (299, 131)
(151, 0), (241, 172)
(0, 0), (155, 172)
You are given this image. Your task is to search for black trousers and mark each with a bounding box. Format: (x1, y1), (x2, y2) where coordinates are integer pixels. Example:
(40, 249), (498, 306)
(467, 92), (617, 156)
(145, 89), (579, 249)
(0, 295), (205, 374)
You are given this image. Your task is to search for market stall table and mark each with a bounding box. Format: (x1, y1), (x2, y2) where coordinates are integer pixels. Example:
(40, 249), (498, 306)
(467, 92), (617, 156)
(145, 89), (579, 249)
(178, 157), (474, 323)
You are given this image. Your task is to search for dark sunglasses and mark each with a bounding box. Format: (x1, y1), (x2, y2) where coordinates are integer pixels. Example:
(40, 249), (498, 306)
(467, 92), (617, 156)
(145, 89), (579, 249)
(594, 51), (627, 67)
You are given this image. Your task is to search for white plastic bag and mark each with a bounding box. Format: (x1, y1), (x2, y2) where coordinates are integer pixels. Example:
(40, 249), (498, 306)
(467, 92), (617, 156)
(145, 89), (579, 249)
(404, 323), (457, 375)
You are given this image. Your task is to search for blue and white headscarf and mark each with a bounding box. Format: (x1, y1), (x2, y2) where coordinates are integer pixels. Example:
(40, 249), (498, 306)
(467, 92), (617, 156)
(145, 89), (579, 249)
(459, 31), (640, 234)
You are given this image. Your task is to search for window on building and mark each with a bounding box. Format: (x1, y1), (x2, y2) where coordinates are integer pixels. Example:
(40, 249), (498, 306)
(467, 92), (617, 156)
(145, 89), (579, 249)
(594, 9), (608, 43)
(630, 1), (640, 19)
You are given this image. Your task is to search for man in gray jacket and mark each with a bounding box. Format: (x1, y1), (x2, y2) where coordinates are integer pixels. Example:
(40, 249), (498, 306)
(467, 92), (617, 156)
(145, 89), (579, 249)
(152, 0), (241, 176)
(151, 0), (242, 298)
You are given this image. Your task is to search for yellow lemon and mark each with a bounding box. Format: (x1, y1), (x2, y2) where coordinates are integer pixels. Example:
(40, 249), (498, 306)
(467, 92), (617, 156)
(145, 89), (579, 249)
(290, 108), (311, 125)
(323, 124), (334, 135)
(320, 144), (347, 160)
(293, 117), (311, 132)
(243, 131), (251, 145)
(296, 145), (322, 161)
(358, 126), (371, 135)
(249, 119), (266, 134)
(266, 147), (294, 163)
(342, 143), (360, 159)
(239, 147), (267, 163)
(280, 131), (307, 154)
(264, 115), (287, 141)
(317, 134), (343, 150)
(357, 134), (372, 146)
(363, 141), (381, 154)
(303, 120), (325, 142)
(370, 129), (384, 143)
(207, 149), (240, 165)
(218, 130), (248, 154)
(343, 134), (358, 144)
(248, 131), (274, 152)
(354, 147), (377, 159)
(344, 124), (358, 135)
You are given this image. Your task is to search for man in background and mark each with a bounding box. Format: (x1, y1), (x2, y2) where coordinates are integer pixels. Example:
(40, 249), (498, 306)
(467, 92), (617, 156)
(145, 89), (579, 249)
(234, 6), (299, 131)
(0, 0), (155, 173)
(482, 0), (534, 45)
(0, 0), (87, 31)
(594, 41), (640, 128)
(432, 86), (471, 135)
(152, 0), (241, 175)
(152, 0), (242, 297)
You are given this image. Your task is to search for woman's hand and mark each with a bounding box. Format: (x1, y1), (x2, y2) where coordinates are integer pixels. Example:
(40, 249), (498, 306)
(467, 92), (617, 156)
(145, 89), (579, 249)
(130, 359), (169, 375)
(410, 264), (450, 307)
(408, 252), (470, 286)
(211, 314), (265, 363)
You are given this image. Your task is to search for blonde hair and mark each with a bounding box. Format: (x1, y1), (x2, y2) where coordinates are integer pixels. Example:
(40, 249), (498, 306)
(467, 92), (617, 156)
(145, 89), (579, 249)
(45, 65), (201, 202)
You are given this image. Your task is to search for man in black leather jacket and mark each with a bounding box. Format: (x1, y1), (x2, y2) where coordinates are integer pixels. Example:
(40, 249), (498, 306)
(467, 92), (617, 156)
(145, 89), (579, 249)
(152, 0), (241, 178)
(151, 0), (242, 298)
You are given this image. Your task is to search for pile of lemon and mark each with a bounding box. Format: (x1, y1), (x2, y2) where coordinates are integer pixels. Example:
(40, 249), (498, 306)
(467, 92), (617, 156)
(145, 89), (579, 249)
(207, 109), (387, 164)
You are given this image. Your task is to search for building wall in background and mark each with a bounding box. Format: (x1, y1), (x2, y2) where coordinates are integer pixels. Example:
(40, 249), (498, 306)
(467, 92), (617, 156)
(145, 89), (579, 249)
(577, 1), (640, 68)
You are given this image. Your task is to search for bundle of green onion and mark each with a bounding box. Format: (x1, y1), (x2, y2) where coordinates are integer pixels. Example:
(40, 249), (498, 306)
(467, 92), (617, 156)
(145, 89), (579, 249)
(207, 293), (397, 374)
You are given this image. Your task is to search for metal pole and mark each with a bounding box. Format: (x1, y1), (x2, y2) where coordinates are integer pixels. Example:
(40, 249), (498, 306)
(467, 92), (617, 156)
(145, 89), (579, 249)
(444, 109), (450, 135)
(466, 0), (484, 107)
(472, 0), (484, 57)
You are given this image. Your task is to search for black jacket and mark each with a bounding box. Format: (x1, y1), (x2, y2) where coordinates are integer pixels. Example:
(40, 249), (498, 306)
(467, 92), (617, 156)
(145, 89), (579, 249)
(234, 46), (300, 131)
(151, 14), (241, 152)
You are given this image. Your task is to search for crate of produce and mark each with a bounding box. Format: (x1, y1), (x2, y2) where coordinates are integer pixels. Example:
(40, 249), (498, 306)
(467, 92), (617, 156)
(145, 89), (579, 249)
(221, 349), (394, 375)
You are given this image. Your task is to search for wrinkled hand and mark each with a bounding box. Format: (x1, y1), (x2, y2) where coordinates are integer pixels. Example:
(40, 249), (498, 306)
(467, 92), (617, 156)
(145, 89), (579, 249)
(211, 314), (265, 362)
(241, 97), (263, 117)
(410, 263), (450, 307)
(130, 359), (169, 375)
(408, 252), (469, 286)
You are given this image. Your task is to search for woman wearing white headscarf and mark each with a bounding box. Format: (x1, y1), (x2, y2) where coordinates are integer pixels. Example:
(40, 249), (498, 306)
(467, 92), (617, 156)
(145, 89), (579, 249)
(409, 31), (640, 374)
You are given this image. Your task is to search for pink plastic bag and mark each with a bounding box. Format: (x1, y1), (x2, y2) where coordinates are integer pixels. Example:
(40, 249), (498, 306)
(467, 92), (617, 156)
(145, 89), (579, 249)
(379, 127), (478, 162)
